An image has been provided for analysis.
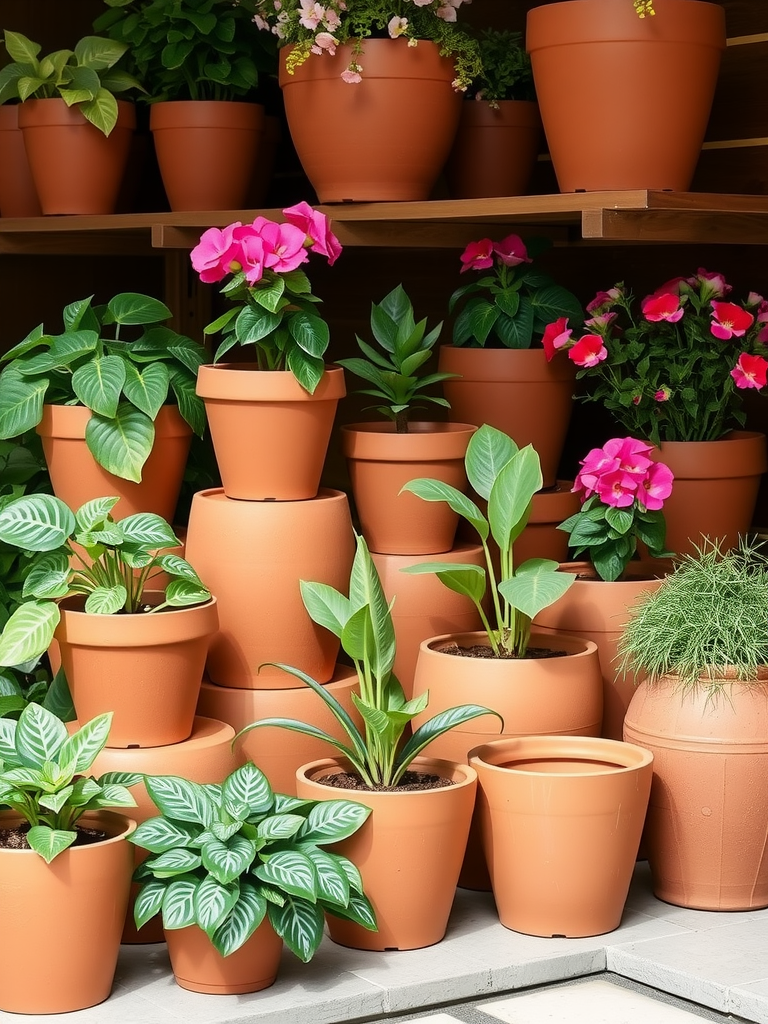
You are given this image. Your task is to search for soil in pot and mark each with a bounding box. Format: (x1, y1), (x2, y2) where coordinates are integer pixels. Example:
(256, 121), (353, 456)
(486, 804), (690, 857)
(0, 823), (107, 849)
(316, 770), (455, 793)
(437, 642), (570, 660)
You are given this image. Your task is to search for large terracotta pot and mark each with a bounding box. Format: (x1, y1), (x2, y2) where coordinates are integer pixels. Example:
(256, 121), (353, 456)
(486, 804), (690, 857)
(150, 100), (265, 212)
(0, 810), (135, 1013)
(185, 487), (354, 687)
(17, 98), (135, 215)
(512, 480), (579, 567)
(296, 755), (477, 950)
(437, 346), (576, 489)
(340, 422), (477, 555)
(279, 39), (462, 202)
(526, 0), (726, 192)
(446, 99), (541, 199)
(165, 919), (283, 994)
(469, 736), (653, 936)
(0, 104), (41, 216)
(196, 363), (346, 501)
(624, 671), (768, 910)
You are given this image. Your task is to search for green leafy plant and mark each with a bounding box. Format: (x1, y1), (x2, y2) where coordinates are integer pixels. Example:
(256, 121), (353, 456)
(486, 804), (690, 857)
(0, 704), (137, 861)
(401, 423), (575, 658)
(0, 292), (208, 482)
(236, 533), (501, 788)
(130, 762), (376, 959)
(466, 28), (534, 105)
(0, 493), (211, 670)
(0, 30), (144, 135)
(337, 284), (455, 433)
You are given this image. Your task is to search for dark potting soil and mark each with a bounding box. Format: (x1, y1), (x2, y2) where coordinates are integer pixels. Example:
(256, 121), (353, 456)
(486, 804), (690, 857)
(318, 770), (455, 792)
(436, 642), (568, 660)
(0, 823), (107, 851)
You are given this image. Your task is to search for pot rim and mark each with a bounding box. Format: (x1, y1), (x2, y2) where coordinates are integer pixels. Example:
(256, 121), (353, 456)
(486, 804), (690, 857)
(0, 809), (137, 852)
(468, 734), (653, 775)
(297, 754), (477, 795)
(421, 630), (599, 660)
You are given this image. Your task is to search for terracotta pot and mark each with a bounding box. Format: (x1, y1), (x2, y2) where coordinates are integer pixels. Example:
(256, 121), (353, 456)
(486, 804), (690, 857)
(185, 487), (354, 687)
(55, 594), (219, 748)
(652, 430), (768, 557)
(36, 403), (193, 522)
(296, 755), (477, 950)
(91, 717), (238, 943)
(196, 665), (361, 795)
(165, 919), (283, 994)
(512, 480), (579, 567)
(0, 810), (135, 1013)
(150, 100), (265, 212)
(17, 98), (135, 215)
(526, 0), (725, 192)
(446, 100), (541, 199)
(469, 736), (653, 936)
(0, 105), (41, 216)
(279, 40), (462, 202)
(437, 346), (576, 489)
(340, 422), (477, 555)
(196, 363), (346, 501)
(624, 671), (768, 910)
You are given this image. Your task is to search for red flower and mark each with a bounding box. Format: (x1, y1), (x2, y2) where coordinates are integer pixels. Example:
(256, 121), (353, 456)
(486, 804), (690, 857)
(731, 352), (768, 390)
(568, 335), (607, 368)
(641, 292), (684, 323)
(493, 234), (531, 267)
(459, 239), (495, 272)
(542, 318), (572, 362)
(710, 302), (754, 340)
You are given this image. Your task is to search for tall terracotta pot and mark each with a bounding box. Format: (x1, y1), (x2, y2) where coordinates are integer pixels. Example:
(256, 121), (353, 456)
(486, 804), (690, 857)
(526, 0), (726, 192)
(196, 364), (346, 501)
(0, 105), (41, 216)
(624, 671), (768, 910)
(150, 100), (265, 212)
(165, 919), (283, 994)
(296, 755), (477, 951)
(446, 99), (541, 199)
(279, 40), (462, 202)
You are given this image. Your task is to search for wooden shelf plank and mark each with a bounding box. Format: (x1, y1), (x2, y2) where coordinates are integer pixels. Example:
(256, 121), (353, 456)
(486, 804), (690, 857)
(582, 208), (768, 244)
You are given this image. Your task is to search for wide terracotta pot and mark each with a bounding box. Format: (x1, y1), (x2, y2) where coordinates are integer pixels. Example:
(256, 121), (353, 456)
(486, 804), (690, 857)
(165, 919), (283, 994)
(512, 480), (579, 566)
(55, 594), (219, 748)
(469, 736), (653, 936)
(17, 98), (136, 215)
(0, 104), (41, 216)
(446, 99), (541, 199)
(185, 487), (354, 687)
(150, 100), (265, 212)
(526, 0), (726, 192)
(279, 39), (462, 202)
(36, 403), (193, 522)
(0, 810), (135, 1014)
(296, 755), (477, 950)
(340, 422), (477, 555)
(196, 363), (346, 501)
(652, 430), (768, 558)
(624, 671), (768, 910)
(437, 346), (576, 489)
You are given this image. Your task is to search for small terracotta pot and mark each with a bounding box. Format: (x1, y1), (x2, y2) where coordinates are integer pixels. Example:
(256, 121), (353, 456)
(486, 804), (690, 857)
(296, 755), (477, 950)
(165, 919), (283, 994)
(469, 735), (652, 936)
(341, 422), (477, 554)
(0, 104), (41, 216)
(512, 480), (579, 566)
(196, 363), (346, 501)
(446, 99), (541, 199)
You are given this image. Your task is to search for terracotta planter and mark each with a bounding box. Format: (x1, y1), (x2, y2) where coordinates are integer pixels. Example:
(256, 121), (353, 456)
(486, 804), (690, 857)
(279, 40), (462, 202)
(437, 346), (576, 489)
(17, 98), (135, 215)
(0, 810), (135, 1014)
(0, 105), (41, 216)
(652, 430), (768, 557)
(165, 919), (283, 994)
(55, 594), (219, 748)
(185, 487), (354, 687)
(296, 756), (477, 950)
(340, 422), (477, 554)
(469, 736), (653, 936)
(150, 100), (265, 212)
(526, 0), (726, 192)
(624, 671), (768, 910)
(36, 403), (193, 522)
(512, 480), (579, 567)
(446, 100), (541, 199)
(196, 363), (346, 501)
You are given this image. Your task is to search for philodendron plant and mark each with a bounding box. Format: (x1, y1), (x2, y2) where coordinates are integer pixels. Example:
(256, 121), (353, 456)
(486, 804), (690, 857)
(0, 292), (208, 482)
(402, 423), (575, 658)
(236, 533), (502, 788)
(130, 762), (376, 960)
(0, 493), (211, 669)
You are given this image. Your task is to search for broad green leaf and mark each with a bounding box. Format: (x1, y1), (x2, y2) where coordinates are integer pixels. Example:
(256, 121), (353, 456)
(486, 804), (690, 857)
(347, 534), (395, 681)
(154, 554), (201, 581)
(146, 848), (202, 877)
(78, 89), (119, 136)
(3, 30), (41, 65)
(530, 284), (584, 329)
(16, 703), (69, 767)
(85, 405), (154, 482)
(255, 850), (317, 902)
(288, 312), (329, 358)
(303, 847), (349, 907)
(120, 512), (178, 549)
(75, 496), (120, 531)
(489, 446), (541, 552)
(194, 876), (239, 938)
(85, 782), (136, 809)
(22, 551), (70, 600)
(234, 305), (281, 344)
(267, 898), (325, 963)
(27, 826), (75, 863)
(257, 813), (304, 842)
(133, 879), (166, 930)
(0, 493), (75, 551)
(39, 786), (74, 814)
(164, 579), (211, 606)
(452, 297), (499, 346)
(84, 586), (127, 615)
(145, 775), (215, 826)
(465, 423), (518, 501)
(0, 717), (20, 765)
(401, 478), (487, 539)
(161, 876), (199, 929)
(0, 601), (60, 668)
(400, 562), (486, 605)
(326, 889), (378, 932)
(71, 355), (125, 417)
(105, 293), (172, 326)
(57, 712), (112, 773)
(299, 581), (351, 638)
(499, 559), (576, 620)
(299, 799), (371, 845)
(201, 834), (257, 885)
(121, 361), (170, 420)
(397, 704), (503, 774)
(131, 816), (199, 854)
(212, 882), (267, 957)
(69, 776), (102, 807)
(169, 371), (205, 436)
(605, 506), (634, 536)
(0, 376), (47, 438)
(286, 347), (324, 395)
(223, 762), (274, 819)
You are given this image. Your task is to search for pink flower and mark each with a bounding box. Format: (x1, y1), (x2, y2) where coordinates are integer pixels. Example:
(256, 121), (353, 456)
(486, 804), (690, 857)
(602, 436), (654, 477)
(584, 311), (616, 331)
(710, 301), (754, 340)
(235, 231), (266, 285)
(410, 0), (433, 6)
(436, 3), (458, 20)
(596, 470), (637, 508)
(689, 268), (731, 301)
(341, 66), (362, 84)
(652, 276), (687, 296)
(387, 15), (408, 36)
(585, 287), (623, 314)
(493, 234), (531, 267)
(731, 352), (768, 390)
(298, 0), (325, 29)
(654, 386), (671, 402)
(568, 334), (607, 368)
(636, 461), (674, 511)
(542, 317), (572, 362)
(282, 201), (342, 265)
(190, 223), (243, 283)
(641, 292), (684, 323)
(311, 31), (338, 52)
(460, 238), (495, 272)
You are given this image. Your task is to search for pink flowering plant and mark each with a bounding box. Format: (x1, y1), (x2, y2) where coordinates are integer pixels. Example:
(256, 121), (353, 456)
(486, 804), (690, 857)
(190, 202), (342, 394)
(543, 269), (768, 444)
(558, 437), (674, 582)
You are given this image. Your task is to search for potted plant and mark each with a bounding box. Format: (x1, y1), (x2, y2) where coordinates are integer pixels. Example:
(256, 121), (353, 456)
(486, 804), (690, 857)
(0, 30), (144, 214)
(547, 269), (768, 555)
(0, 291), (208, 521)
(620, 541), (768, 911)
(130, 761), (375, 992)
(0, 492), (217, 748)
(236, 532), (502, 950)
(0, 704), (138, 1012)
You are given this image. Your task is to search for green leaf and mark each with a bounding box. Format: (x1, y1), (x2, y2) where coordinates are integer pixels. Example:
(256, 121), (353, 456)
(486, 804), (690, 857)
(288, 312), (329, 359)
(164, 579), (211, 606)
(106, 294), (172, 326)
(400, 478), (488, 540)
(120, 512), (178, 549)
(499, 559), (575, 620)
(0, 376), (47, 438)
(85, 404), (154, 482)
(347, 534), (395, 681)
(145, 775), (215, 826)
(605, 506), (634, 536)
(147, 848), (202, 877)
(27, 826), (75, 863)
(71, 355), (125, 417)
(465, 423), (519, 501)
(121, 362), (170, 420)
(201, 834), (257, 885)
(267, 898), (325, 963)
(133, 879), (166, 930)
(489, 446), (541, 551)
(57, 712), (112, 773)
(222, 762), (274, 819)
(255, 850), (317, 902)
(78, 88), (118, 136)
(452, 297), (499, 346)
(401, 562), (486, 605)
(257, 813), (304, 842)
(0, 717), (20, 765)
(299, 799), (371, 845)
(161, 876), (199, 929)
(397, 704), (503, 773)
(299, 581), (351, 639)
(75, 496), (120, 531)
(327, 889), (378, 932)
(303, 847), (350, 907)
(234, 305), (281, 344)
(195, 876), (240, 938)
(131, 816), (199, 854)
(22, 552), (70, 600)
(0, 493), (75, 551)
(212, 882), (267, 956)
(84, 586), (127, 615)
(3, 30), (41, 65)
(0, 602), (60, 668)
